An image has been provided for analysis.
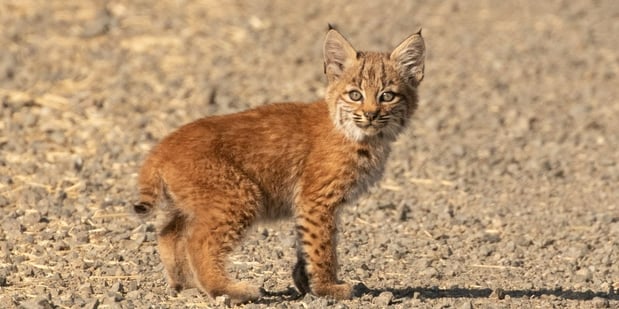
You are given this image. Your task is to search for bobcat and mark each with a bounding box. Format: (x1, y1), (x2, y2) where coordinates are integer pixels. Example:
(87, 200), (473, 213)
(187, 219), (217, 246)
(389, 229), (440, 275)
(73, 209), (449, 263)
(134, 27), (425, 303)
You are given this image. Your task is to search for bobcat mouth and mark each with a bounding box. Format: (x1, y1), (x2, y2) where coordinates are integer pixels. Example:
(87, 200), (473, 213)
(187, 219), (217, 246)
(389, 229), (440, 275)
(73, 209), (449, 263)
(355, 121), (384, 134)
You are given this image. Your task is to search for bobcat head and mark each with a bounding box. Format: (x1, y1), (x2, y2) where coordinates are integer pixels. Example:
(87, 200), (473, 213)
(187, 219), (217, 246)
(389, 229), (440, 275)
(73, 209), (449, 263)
(323, 28), (425, 142)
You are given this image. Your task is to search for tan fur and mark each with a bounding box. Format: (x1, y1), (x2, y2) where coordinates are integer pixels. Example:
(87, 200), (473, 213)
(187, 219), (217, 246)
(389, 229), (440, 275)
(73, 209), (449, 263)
(135, 28), (425, 303)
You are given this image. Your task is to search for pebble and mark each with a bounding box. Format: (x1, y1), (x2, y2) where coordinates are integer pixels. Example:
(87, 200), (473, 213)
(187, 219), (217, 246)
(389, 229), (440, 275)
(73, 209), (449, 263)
(19, 297), (53, 309)
(126, 280), (139, 292)
(110, 281), (123, 293)
(575, 267), (593, 282)
(490, 288), (506, 300)
(79, 282), (93, 295)
(125, 290), (142, 300)
(458, 300), (473, 309)
(591, 297), (610, 308)
(215, 295), (231, 307)
(373, 291), (393, 306)
(421, 267), (439, 278)
(0, 195), (9, 207)
(179, 288), (202, 298)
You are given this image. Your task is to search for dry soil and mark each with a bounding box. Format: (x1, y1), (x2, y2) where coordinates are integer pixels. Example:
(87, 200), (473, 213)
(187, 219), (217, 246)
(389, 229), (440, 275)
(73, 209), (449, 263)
(1, 1), (618, 308)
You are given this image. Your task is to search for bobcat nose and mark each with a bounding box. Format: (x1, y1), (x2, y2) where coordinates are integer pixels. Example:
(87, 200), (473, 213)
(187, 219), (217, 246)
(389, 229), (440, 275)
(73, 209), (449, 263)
(364, 111), (379, 122)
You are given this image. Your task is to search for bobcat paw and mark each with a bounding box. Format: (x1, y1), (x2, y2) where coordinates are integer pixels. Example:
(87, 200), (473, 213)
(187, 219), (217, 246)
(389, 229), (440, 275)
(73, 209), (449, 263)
(313, 282), (353, 300)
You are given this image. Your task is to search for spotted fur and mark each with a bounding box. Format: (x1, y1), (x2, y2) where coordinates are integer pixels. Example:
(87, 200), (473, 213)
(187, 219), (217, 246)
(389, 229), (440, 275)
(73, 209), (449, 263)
(135, 27), (425, 303)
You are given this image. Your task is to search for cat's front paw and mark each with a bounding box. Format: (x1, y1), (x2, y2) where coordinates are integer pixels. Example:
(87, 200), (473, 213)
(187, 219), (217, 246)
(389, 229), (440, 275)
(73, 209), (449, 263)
(226, 282), (264, 304)
(312, 282), (353, 300)
(207, 282), (264, 305)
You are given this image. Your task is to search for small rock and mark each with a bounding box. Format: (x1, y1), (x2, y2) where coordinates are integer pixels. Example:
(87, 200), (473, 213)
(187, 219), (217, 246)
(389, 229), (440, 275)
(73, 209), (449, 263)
(19, 297), (53, 309)
(0, 195), (9, 207)
(565, 245), (587, 260)
(451, 144), (466, 157)
(398, 203), (411, 221)
(72, 231), (90, 244)
(58, 292), (76, 307)
(592, 297), (609, 308)
(490, 287), (505, 300)
(575, 267), (592, 282)
(84, 298), (99, 309)
(479, 230), (501, 243)
(79, 282), (93, 295)
(179, 288), (202, 298)
(125, 290), (141, 300)
(126, 280), (138, 292)
(301, 292), (329, 307)
(373, 291), (393, 306)
(458, 300), (473, 309)
(110, 281), (123, 293)
(215, 295), (231, 307)
(74, 156), (84, 172)
(302, 293), (317, 302)
(22, 210), (42, 226)
(421, 267), (439, 278)
(105, 291), (123, 302)
(53, 240), (70, 251)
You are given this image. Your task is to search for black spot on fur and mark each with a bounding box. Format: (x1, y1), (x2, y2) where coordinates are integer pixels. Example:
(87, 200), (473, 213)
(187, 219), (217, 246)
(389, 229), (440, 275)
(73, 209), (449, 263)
(357, 148), (371, 159)
(304, 217), (319, 227)
(296, 224), (310, 234)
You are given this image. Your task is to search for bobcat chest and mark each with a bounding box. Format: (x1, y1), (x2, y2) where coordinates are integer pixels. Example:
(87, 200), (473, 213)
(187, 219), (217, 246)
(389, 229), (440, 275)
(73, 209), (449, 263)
(343, 142), (391, 202)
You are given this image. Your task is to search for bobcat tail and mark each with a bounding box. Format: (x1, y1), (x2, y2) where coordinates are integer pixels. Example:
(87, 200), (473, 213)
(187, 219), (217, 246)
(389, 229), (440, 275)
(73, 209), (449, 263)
(134, 167), (164, 217)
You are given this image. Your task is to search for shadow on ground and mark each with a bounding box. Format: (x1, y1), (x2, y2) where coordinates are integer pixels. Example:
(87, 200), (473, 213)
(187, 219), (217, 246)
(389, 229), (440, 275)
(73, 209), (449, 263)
(256, 284), (618, 305)
(354, 283), (618, 301)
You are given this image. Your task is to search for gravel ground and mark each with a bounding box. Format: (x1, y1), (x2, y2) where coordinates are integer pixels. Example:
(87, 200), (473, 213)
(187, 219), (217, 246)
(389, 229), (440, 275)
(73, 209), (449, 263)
(1, 1), (618, 308)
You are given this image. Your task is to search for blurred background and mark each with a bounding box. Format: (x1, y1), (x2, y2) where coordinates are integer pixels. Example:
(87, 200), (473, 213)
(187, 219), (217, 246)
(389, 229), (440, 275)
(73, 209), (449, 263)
(1, 1), (618, 308)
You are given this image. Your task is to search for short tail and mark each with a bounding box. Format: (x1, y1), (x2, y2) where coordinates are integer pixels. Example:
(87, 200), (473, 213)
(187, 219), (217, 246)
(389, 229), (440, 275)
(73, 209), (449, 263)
(134, 163), (162, 217)
(133, 200), (154, 216)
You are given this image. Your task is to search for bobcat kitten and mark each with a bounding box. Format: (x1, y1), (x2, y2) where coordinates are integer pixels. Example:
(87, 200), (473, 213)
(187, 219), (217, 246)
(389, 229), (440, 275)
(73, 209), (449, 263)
(135, 27), (425, 303)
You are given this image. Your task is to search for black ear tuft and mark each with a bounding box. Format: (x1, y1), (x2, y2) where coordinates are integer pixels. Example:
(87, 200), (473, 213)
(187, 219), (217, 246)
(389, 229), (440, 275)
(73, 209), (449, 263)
(327, 23), (337, 31)
(323, 28), (357, 81)
(390, 31), (426, 85)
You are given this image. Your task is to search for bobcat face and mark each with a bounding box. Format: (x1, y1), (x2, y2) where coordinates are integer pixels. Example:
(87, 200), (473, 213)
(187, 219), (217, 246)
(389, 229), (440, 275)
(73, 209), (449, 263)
(323, 29), (425, 142)
(333, 53), (414, 140)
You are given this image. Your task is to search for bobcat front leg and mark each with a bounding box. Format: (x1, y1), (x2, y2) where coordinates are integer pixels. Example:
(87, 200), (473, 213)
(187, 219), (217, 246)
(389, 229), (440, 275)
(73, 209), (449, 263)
(293, 200), (352, 299)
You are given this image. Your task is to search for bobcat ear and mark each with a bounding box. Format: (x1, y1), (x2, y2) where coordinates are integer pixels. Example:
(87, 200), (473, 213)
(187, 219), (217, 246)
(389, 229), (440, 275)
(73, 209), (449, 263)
(390, 30), (426, 85)
(323, 29), (357, 81)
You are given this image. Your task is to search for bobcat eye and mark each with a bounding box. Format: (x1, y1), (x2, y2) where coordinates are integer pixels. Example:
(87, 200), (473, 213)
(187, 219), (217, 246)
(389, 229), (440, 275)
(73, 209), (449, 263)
(380, 91), (396, 102)
(348, 90), (363, 102)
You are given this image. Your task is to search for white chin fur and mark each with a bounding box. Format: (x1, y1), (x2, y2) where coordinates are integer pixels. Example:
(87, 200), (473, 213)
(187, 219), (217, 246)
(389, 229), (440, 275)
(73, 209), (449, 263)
(332, 107), (365, 141)
(336, 118), (367, 142)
